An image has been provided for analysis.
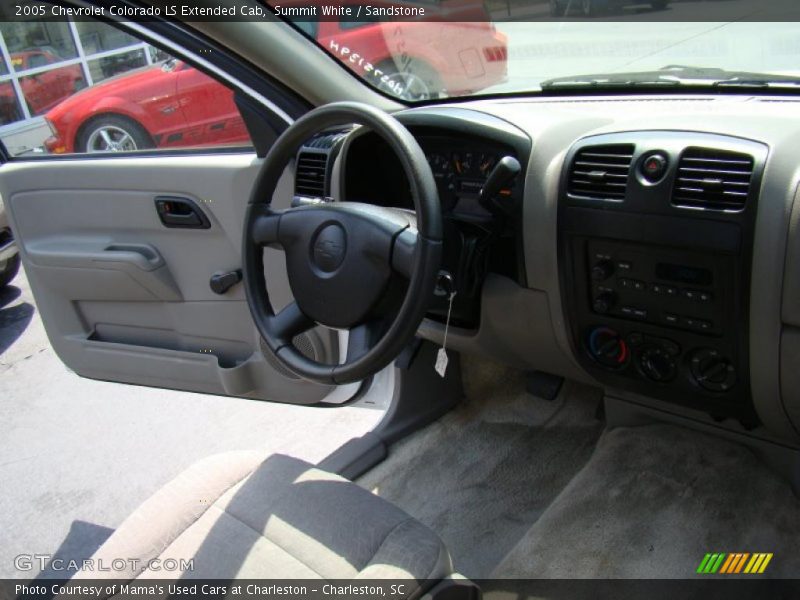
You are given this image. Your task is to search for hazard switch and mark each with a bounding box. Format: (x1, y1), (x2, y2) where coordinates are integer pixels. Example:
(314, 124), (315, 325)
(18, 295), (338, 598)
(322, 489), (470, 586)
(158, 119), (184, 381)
(641, 153), (668, 183)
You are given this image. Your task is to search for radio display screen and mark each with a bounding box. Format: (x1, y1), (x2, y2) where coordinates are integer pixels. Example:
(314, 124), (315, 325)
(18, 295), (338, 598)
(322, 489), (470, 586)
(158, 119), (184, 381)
(656, 263), (713, 286)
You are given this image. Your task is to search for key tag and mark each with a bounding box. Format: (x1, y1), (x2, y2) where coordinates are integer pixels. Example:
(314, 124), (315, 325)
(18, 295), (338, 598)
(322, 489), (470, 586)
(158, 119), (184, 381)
(435, 291), (456, 378)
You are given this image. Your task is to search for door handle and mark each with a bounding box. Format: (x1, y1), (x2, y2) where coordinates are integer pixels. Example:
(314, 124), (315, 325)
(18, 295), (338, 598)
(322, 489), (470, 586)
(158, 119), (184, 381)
(154, 196), (210, 229)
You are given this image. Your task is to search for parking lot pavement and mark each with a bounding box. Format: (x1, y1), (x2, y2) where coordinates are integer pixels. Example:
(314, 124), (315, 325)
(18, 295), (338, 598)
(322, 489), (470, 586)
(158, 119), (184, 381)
(0, 269), (383, 579)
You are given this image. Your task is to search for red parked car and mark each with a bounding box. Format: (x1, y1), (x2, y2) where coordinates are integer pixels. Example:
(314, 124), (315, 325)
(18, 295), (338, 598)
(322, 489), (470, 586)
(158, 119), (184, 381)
(44, 9), (507, 154)
(45, 59), (248, 153)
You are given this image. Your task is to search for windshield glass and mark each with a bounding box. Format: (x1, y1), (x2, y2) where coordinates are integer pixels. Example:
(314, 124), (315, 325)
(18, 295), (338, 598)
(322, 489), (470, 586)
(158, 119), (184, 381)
(273, 0), (800, 102)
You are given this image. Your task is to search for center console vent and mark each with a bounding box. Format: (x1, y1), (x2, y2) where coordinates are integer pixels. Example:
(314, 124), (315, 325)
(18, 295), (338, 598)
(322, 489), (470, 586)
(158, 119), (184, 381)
(672, 147), (754, 211)
(567, 144), (635, 201)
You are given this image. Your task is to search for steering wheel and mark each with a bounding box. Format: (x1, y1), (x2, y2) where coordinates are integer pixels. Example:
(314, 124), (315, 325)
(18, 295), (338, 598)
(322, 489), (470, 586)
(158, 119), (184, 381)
(242, 102), (442, 385)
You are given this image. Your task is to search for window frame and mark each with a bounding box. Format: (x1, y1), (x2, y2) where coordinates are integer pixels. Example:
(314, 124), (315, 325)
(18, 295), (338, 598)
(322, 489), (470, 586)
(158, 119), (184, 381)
(0, 13), (310, 162)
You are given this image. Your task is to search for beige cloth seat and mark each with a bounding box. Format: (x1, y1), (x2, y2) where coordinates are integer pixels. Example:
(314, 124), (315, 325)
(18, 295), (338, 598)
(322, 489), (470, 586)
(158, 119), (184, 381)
(73, 452), (452, 597)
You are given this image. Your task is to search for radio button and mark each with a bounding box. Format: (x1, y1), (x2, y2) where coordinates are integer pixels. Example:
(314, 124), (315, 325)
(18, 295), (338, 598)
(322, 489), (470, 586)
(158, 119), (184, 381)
(696, 319), (713, 331)
(682, 316), (713, 331)
(683, 289), (713, 302)
(620, 278), (646, 291)
(651, 283), (674, 295)
(620, 306), (647, 319)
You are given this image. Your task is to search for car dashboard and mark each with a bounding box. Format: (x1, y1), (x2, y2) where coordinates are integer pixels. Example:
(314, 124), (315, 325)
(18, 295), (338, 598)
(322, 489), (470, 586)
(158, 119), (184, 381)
(290, 94), (800, 446)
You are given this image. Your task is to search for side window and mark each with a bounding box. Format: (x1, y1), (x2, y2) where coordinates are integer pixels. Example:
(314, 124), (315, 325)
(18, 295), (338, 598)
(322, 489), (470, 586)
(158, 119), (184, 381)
(0, 20), (252, 157)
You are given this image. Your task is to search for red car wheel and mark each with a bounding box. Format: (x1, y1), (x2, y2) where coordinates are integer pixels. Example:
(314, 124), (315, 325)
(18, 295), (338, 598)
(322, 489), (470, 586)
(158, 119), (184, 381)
(376, 60), (442, 102)
(77, 115), (154, 153)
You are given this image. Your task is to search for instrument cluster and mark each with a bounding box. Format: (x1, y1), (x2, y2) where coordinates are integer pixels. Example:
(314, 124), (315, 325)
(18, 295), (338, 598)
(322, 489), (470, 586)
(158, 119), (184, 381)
(342, 128), (520, 221)
(424, 143), (505, 214)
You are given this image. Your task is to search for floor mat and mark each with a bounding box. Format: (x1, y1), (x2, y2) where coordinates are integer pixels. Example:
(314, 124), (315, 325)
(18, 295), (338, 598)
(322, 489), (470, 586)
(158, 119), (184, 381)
(492, 423), (800, 578)
(357, 357), (604, 578)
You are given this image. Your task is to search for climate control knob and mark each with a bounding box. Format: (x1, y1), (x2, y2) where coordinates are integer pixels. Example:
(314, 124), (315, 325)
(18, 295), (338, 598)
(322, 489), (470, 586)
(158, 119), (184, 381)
(637, 347), (677, 382)
(588, 327), (629, 369)
(591, 260), (615, 282)
(690, 348), (736, 392)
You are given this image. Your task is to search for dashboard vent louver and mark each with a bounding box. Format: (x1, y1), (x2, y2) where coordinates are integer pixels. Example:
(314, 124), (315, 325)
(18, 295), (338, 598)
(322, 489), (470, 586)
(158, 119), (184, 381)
(672, 147), (754, 211)
(294, 151), (328, 198)
(305, 131), (346, 149)
(568, 144), (635, 201)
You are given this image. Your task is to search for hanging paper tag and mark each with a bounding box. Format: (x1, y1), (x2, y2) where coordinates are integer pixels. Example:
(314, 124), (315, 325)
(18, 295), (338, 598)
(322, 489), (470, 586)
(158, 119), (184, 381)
(435, 347), (449, 378)
(435, 290), (456, 378)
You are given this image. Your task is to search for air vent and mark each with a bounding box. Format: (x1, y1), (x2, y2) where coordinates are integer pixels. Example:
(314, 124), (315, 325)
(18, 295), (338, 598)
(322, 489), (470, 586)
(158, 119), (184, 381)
(568, 144), (635, 201)
(294, 151), (328, 198)
(305, 131), (347, 149)
(293, 130), (351, 198)
(672, 147), (754, 211)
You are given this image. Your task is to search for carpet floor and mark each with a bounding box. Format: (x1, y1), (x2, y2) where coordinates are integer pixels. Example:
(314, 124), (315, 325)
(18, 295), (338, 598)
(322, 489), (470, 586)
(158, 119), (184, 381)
(493, 422), (800, 579)
(358, 356), (604, 577)
(359, 355), (800, 579)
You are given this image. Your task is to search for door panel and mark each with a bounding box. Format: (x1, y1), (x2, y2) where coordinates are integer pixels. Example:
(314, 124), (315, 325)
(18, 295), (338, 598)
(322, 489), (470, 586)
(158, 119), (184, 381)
(0, 154), (342, 404)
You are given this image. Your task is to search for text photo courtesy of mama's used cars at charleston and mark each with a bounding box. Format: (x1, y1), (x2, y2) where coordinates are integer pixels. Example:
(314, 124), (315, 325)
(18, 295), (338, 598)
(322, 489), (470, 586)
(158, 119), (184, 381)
(3, 0), (800, 599)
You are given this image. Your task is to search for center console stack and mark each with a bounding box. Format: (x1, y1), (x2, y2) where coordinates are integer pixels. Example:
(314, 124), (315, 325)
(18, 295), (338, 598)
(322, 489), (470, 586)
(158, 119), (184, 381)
(558, 132), (767, 424)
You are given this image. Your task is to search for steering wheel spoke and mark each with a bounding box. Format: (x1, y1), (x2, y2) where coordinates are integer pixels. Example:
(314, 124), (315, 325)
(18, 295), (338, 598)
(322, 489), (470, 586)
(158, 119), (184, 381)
(346, 319), (385, 363)
(251, 206), (284, 247)
(391, 227), (418, 279)
(267, 301), (315, 343)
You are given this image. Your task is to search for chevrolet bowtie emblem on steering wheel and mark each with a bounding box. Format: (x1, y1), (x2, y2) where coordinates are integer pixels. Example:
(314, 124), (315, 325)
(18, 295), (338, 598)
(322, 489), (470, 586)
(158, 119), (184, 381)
(312, 223), (347, 273)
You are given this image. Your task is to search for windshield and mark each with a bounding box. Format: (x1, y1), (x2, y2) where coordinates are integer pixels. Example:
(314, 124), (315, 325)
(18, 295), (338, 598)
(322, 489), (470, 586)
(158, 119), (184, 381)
(275, 0), (800, 102)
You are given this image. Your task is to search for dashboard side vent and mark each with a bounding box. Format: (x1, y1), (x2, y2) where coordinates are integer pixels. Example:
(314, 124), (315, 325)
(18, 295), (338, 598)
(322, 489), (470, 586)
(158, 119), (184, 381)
(305, 131), (347, 149)
(294, 151), (328, 198)
(567, 144), (635, 201)
(672, 147), (754, 211)
(294, 130), (351, 199)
